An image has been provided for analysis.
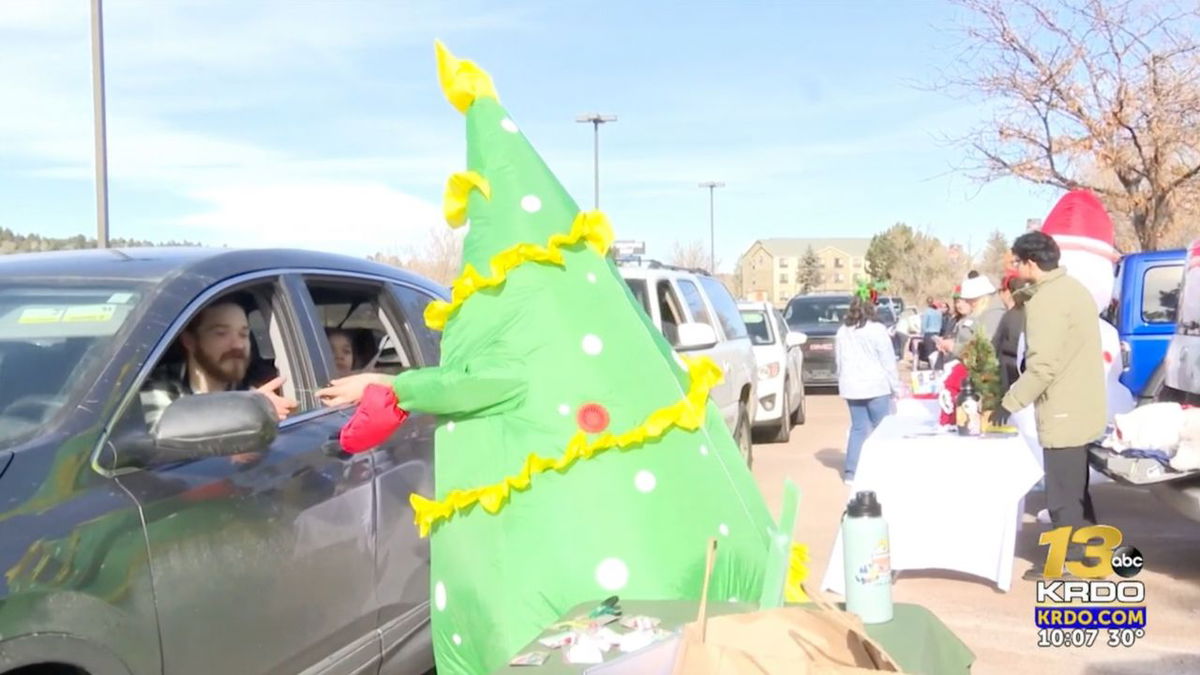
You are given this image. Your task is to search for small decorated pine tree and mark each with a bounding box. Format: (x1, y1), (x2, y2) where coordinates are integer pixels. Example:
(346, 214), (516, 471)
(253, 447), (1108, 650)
(960, 330), (1002, 415)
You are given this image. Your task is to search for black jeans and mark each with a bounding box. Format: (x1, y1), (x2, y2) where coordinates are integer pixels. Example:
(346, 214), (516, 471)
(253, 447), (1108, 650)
(1044, 445), (1097, 560)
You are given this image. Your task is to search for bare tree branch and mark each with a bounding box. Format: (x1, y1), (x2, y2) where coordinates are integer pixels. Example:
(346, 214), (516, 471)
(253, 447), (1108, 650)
(936, 0), (1200, 250)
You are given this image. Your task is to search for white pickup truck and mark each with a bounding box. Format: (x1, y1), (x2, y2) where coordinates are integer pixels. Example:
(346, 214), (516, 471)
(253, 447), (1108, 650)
(618, 260), (758, 466)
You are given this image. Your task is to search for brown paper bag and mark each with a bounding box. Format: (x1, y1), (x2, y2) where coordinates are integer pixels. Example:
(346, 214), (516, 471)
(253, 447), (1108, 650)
(672, 539), (905, 675)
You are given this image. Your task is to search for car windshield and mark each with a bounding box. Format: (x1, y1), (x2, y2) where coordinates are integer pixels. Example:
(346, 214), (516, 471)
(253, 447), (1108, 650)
(0, 283), (144, 447)
(784, 298), (850, 326)
(740, 310), (774, 345)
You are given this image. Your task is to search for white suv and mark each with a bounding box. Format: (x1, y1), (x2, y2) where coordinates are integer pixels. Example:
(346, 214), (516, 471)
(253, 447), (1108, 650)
(618, 260), (758, 466)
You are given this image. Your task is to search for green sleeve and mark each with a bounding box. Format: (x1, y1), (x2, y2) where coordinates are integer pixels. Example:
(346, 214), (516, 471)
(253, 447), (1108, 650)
(1001, 297), (1064, 412)
(391, 358), (528, 418)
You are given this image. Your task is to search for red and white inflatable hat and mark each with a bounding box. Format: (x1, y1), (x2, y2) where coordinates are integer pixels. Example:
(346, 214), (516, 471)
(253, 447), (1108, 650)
(1040, 189), (1119, 262)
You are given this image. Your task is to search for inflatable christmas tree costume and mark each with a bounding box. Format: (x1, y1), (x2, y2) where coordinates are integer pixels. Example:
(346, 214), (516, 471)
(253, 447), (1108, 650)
(363, 43), (795, 673)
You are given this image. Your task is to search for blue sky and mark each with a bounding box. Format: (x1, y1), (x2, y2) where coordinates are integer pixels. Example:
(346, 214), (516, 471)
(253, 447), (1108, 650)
(0, 0), (1061, 271)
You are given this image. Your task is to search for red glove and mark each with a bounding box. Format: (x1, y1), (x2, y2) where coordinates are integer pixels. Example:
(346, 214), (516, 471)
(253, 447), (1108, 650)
(340, 384), (410, 454)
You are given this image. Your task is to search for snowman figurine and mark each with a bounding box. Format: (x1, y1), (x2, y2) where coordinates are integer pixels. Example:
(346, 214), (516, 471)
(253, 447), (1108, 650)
(1038, 189), (1136, 420)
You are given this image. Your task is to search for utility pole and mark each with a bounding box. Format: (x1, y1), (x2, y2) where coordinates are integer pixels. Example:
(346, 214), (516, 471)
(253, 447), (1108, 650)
(699, 181), (725, 273)
(90, 0), (110, 248)
(576, 114), (617, 209)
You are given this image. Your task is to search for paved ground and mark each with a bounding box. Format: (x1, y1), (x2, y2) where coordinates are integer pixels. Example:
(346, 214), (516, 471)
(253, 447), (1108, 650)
(753, 391), (1200, 674)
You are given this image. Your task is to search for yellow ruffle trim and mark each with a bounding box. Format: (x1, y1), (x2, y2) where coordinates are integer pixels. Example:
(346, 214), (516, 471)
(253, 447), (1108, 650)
(443, 171), (491, 228)
(435, 40), (498, 114)
(784, 543), (810, 602)
(409, 355), (723, 537)
(423, 210), (615, 331)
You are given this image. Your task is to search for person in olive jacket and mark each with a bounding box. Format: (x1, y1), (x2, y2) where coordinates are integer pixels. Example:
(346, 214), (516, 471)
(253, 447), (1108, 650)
(993, 231), (1106, 580)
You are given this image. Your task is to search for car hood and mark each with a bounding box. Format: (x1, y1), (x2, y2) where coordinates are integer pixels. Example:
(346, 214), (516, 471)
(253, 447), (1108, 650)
(790, 322), (839, 338)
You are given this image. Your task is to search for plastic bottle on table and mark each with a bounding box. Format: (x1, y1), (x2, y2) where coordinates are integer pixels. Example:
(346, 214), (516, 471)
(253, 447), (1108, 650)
(842, 491), (893, 624)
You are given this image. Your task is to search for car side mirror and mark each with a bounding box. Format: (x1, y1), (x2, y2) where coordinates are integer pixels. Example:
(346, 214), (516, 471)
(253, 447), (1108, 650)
(786, 332), (807, 347)
(112, 392), (278, 470)
(676, 322), (719, 351)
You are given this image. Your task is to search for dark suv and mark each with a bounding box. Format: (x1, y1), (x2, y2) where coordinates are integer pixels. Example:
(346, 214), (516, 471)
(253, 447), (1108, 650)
(0, 248), (442, 675)
(782, 294), (856, 387)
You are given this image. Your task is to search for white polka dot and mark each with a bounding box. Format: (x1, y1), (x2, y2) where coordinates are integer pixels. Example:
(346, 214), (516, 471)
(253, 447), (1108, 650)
(501, 118), (519, 133)
(587, 272), (597, 283)
(719, 523), (730, 537)
(435, 582), (447, 611)
(729, 596), (739, 602)
(699, 444), (709, 456)
(446, 422), (455, 433)
(775, 533), (789, 546)
(595, 558), (629, 591)
(453, 634), (462, 646)
(558, 404), (571, 416)
(634, 470), (657, 493)
(521, 195), (542, 213)
(582, 334), (604, 355)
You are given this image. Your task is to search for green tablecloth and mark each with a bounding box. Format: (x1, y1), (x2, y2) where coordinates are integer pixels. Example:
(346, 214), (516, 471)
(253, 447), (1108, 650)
(495, 600), (974, 674)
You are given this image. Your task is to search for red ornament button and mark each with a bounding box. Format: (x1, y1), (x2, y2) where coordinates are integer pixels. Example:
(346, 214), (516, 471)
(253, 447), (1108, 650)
(577, 403), (610, 433)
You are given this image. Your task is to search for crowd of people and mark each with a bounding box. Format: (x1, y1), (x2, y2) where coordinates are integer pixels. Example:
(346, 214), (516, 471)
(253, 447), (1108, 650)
(834, 230), (1108, 579)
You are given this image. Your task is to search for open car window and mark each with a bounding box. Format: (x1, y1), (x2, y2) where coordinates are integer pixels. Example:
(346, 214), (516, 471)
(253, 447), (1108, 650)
(304, 278), (420, 382)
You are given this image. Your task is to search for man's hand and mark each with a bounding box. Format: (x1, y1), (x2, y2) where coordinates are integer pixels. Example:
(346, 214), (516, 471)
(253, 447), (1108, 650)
(318, 373), (394, 407)
(990, 406), (1012, 427)
(256, 376), (299, 421)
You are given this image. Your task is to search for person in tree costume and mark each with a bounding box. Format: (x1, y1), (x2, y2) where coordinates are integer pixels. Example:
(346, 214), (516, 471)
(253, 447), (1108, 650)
(322, 43), (802, 674)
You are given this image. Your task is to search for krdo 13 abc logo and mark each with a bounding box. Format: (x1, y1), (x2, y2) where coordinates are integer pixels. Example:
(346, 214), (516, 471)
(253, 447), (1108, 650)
(1038, 525), (1143, 578)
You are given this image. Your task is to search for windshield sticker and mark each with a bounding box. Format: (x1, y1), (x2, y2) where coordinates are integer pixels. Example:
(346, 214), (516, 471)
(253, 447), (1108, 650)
(62, 304), (117, 323)
(18, 307), (66, 324)
(107, 292), (135, 304)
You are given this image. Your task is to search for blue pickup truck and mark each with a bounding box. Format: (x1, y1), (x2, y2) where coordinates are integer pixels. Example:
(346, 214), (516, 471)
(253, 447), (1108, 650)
(1105, 248), (1186, 401)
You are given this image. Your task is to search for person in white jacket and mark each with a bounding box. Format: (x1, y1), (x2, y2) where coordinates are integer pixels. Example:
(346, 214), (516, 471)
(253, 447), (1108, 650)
(836, 296), (902, 484)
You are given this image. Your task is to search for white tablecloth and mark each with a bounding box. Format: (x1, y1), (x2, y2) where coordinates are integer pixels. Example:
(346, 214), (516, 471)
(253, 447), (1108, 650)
(822, 412), (1043, 594)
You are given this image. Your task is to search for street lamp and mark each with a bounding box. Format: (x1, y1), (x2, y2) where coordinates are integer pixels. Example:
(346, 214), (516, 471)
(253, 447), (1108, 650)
(699, 181), (725, 273)
(90, 0), (110, 248)
(576, 113), (617, 210)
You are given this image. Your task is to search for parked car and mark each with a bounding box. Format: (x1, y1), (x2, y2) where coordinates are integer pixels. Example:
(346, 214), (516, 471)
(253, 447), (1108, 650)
(1090, 239), (1200, 523)
(618, 260), (757, 465)
(0, 247), (442, 675)
(1104, 249), (1186, 401)
(782, 294), (856, 387)
(738, 301), (807, 443)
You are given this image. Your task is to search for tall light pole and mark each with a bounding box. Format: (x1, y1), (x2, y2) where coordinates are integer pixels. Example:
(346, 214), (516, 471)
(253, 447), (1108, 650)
(699, 181), (724, 273)
(90, 0), (110, 248)
(576, 113), (617, 210)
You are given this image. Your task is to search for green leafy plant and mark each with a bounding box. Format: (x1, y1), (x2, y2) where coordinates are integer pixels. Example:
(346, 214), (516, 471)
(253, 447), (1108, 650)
(960, 330), (1002, 414)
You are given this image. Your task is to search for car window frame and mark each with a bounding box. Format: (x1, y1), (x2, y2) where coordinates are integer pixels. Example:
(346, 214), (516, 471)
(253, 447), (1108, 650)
(1140, 263), (1183, 325)
(698, 276), (748, 341)
(656, 279), (688, 327)
(388, 282), (446, 368)
(739, 308), (774, 346)
(676, 278), (715, 329)
(91, 271), (318, 478)
(294, 274), (429, 387)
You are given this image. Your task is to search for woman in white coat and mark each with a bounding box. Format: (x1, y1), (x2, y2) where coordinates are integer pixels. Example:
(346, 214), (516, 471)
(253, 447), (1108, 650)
(835, 296), (901, 484)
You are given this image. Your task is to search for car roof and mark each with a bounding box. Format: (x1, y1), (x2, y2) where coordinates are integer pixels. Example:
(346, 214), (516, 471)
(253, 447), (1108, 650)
(737, 300), (773, 311)
(787, 293), (854, 302)
(0, 247), (442, 292)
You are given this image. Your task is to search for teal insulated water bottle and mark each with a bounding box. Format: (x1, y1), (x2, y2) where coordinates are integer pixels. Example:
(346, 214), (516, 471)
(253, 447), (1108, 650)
(842, 491), (893, 624)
